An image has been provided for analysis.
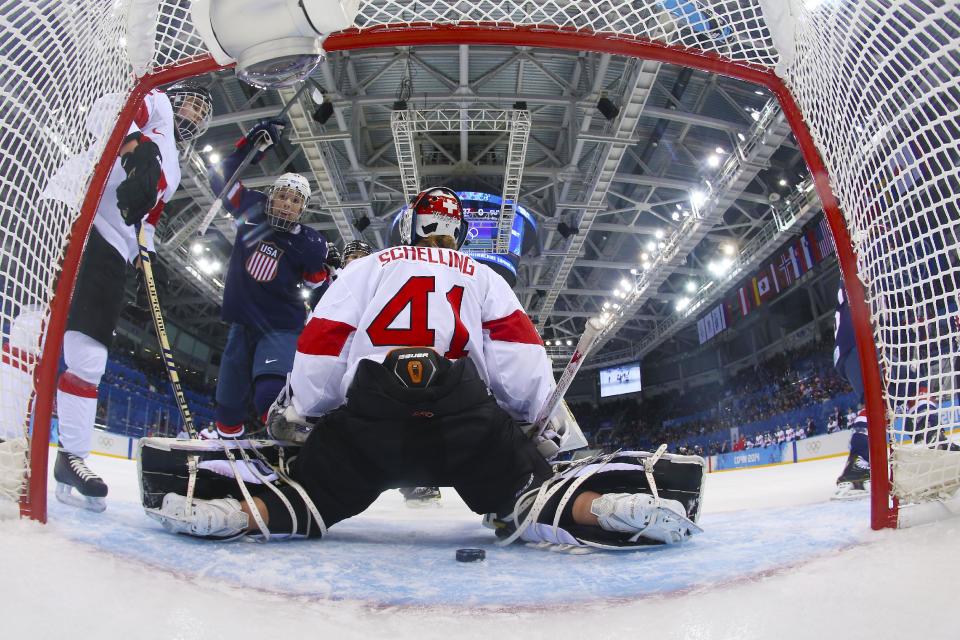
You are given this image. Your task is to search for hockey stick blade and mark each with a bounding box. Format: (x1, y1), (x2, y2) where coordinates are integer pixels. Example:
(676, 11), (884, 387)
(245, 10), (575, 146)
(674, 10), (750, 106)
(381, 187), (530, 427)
(533, 317), (604, 433)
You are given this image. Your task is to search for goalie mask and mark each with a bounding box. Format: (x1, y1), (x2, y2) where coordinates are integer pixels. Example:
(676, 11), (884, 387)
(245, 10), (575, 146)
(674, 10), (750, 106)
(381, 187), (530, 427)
(399, 187), (468, 249)
(343, 239), (373, 266)
(166, 84), (213, 143)
(266, 173), (310, 232)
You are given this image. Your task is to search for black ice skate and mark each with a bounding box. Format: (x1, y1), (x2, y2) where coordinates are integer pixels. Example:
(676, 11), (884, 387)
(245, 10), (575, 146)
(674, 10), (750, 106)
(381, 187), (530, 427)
(54, 450), (108, 512)
(832, 454), (870, 501)
(400, 486), (442, 508)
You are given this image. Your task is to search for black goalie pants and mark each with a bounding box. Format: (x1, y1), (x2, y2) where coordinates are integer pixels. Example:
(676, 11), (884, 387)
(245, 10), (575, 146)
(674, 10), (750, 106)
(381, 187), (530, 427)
(256, 357), (551, 537)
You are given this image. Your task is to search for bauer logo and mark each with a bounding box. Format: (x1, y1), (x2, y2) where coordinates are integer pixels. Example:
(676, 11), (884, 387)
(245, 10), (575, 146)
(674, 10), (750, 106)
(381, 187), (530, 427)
(245, 242), (282, 282)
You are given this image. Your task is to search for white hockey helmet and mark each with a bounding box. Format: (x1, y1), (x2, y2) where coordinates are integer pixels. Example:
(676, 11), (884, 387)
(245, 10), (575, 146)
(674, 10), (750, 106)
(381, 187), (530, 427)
(266, 173), (310, 232)
(166, 84), (213, 143)
(399, 187), (468, 249)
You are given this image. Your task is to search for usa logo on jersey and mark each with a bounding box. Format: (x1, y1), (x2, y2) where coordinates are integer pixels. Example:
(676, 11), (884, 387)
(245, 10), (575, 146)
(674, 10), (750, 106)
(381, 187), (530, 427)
(245, 242), (282, 282)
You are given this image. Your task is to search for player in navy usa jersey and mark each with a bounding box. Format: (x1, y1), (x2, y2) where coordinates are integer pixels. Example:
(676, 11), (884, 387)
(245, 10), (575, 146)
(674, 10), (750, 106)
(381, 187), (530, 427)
(207, 119), (333, 438)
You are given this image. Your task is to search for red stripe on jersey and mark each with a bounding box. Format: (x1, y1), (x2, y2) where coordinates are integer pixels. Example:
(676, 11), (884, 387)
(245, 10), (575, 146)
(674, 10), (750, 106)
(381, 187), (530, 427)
(134, 102), (149, 129)
(228, 182), (242, 209)
(482, 309), (543, 346)
(58, 371), (98, 399)
(297, 318), (356, 357)
(302, 269), (329, 284)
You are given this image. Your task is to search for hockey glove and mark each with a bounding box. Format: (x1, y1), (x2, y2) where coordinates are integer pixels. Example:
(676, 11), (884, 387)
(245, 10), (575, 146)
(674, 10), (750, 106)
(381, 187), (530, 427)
(237, 119), (285, 165)
(117, 133), (162, 225)
(266, 404), (316, 444)
(325, 242), (343, 270)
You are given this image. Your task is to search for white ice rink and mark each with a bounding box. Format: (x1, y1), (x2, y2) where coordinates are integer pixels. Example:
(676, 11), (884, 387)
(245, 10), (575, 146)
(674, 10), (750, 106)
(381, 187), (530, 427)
(1, 452), (957, 639)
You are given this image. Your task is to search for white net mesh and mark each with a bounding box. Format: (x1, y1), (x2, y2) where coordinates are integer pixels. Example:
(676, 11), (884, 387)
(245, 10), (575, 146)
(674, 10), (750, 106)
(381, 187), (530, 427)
(780, 1), (960, 507)
(2, 0), (959, 522)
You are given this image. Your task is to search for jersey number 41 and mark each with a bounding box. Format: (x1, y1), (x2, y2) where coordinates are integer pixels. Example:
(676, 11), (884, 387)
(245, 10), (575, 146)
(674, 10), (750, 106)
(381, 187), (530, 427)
(366, 276), (469, 359)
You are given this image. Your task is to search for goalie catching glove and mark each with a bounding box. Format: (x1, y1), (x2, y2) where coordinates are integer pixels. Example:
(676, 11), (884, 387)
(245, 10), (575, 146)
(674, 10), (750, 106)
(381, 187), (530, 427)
(266, 379), (317, 444)
(116, 132), (162, 225)
(520, 400), (587, 460)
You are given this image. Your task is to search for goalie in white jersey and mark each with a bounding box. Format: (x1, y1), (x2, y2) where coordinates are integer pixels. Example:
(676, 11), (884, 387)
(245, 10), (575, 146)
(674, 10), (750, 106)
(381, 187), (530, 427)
(151, 188), (704, 549)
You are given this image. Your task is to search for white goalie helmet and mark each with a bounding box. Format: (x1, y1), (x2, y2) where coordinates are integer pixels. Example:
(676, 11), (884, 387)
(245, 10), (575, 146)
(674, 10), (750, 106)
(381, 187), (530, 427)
(399, 187), (468, 249)
(266, 173), (311, 232)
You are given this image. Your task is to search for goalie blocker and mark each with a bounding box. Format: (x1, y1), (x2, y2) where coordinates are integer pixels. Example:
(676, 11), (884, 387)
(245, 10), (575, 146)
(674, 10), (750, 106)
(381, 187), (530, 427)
(140, 350), (705, 549)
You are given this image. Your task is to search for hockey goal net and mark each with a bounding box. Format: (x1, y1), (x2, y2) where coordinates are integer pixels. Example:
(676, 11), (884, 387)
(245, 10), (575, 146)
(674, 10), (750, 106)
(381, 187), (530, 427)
(2, 0), (958, 529)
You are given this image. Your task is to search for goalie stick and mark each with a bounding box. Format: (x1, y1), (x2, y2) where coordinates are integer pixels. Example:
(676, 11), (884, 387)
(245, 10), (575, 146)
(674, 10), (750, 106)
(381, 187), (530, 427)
(194, 81), (313, 236)
(531, 317), (604, 439)
(135, 223), (197, 439)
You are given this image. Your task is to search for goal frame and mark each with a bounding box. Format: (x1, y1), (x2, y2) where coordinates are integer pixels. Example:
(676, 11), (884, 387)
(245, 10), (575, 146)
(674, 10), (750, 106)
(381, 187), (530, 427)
(22, 24), (894, 529)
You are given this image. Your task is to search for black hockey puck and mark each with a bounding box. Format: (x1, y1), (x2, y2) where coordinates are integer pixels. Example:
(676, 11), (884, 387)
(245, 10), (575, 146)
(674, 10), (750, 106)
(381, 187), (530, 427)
(456, 548), (486, 563)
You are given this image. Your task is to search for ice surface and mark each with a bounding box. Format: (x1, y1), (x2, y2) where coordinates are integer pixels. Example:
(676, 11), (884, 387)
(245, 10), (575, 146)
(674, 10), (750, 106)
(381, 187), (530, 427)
(1, 453), (957, 639)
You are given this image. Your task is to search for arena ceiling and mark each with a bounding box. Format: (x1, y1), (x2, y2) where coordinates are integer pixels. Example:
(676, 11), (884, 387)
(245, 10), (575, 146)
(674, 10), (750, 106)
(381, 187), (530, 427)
(153, 43), (819, 366)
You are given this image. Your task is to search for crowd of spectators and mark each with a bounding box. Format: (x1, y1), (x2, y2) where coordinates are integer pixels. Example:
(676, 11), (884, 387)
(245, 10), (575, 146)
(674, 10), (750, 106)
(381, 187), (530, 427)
(574, 342), (858, 456)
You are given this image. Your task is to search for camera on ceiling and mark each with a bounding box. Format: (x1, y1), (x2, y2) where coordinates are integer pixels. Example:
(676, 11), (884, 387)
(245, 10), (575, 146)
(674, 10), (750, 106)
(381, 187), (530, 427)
(191, 0), (360, 88)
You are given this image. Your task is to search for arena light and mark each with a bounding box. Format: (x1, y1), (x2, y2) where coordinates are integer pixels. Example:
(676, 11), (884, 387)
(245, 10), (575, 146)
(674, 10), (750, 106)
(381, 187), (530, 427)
(300, 288), (311, 300)
(202, 144), (213, 153)
(654, 229), (665, 240)
(565, 340), (573, 347)
(640, 251), (649, 261)
(715, 146), (726, 154)
(778, 178), (789, 187)
(676, 297), (690, 311)
(603, 302), (610, 309)
(645, 241), (656, 252)
(544, 340), (552, 346)
(641, 260), (651, 270)
(706, 154), (721, 168)
(690, 190), (707, 208)
(630, 268), (638, 275)
(685, 280), (697, 292)
(190, 0), (359, 89)
(190, 242), (203, 255)
(208, 152), (221, 164)
(671, 211), (680, 221)
(620, 278), (631, 290)
(721, 242), (735, 256)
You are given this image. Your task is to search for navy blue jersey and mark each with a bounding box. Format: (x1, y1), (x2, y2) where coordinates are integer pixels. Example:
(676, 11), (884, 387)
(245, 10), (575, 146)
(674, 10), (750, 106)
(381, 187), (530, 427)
(834, 285), (855, 368)
(210, 148), (329, 333)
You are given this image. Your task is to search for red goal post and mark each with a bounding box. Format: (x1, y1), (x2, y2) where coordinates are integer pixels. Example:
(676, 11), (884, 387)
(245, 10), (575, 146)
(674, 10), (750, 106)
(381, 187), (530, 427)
(2, 1), (957, 530)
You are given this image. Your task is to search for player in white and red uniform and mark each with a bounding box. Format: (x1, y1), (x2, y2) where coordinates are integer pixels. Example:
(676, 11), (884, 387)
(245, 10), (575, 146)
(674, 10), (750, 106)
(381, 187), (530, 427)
(44, 85), (212, 511)
(154, 188), (702, 549)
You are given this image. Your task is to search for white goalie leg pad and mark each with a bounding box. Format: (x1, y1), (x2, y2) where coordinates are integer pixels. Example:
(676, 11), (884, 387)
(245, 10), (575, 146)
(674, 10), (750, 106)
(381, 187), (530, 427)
(156, 493), (250, 539)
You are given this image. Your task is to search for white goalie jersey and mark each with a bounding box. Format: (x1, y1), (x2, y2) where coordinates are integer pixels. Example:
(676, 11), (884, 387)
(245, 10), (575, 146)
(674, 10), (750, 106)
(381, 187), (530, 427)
(290, 245), (556, 422)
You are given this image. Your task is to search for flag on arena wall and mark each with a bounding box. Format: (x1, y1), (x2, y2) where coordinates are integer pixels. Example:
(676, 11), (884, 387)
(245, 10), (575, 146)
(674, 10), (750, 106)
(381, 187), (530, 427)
(697, 303), (729, 345)
(777, 246), (801, 286)
(736, 285), (753, 317)
(816, 217), (836, 258)
(755, 266), (778, 303)
(798, 234), (816, 271)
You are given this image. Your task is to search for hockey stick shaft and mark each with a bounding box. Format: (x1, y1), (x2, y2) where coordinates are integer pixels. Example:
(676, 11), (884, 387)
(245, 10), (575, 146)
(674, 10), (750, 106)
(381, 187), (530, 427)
(135, 223), (197, 438)
(532, 318), (604, 434)
(195, 82), (313, 237)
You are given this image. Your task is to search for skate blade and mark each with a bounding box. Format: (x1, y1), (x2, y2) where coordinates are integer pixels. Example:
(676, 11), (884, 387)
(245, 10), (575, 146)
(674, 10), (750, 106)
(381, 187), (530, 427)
(404, 498), (442, 509)
(831, 490), (870, 501)
(55, 483), (106, 512)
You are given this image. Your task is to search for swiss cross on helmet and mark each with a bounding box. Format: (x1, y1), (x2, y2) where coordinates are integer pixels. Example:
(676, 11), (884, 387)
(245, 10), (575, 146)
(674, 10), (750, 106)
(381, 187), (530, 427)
(266, 173), (310, 232)
(400, 187), (469, 249)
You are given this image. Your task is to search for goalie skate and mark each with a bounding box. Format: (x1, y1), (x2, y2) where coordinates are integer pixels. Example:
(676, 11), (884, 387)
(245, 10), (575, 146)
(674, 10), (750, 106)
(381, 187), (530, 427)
(54, 450), (107, 512)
